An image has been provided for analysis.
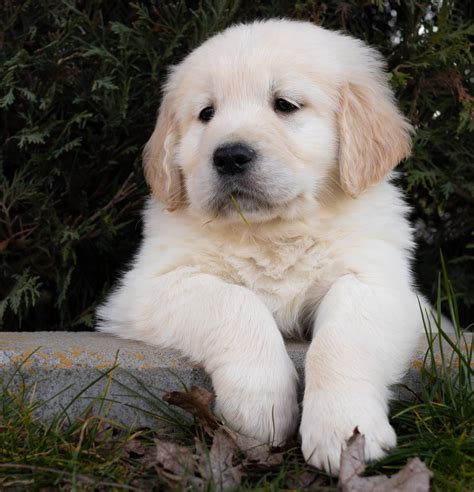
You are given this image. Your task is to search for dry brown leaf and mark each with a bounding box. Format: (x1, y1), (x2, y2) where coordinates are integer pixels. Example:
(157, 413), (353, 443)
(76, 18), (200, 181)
(154, 438), (196, 479)
(338, 428), (370, 482)
(196, 428), (242, 491)
(285, 470), (323, 489)
(163, 386), (218, 434)
(228, 429), (284, 467)
(122, 438), (148, 458)
(382, 458), (435, 492)
(338, 428), (433, 492)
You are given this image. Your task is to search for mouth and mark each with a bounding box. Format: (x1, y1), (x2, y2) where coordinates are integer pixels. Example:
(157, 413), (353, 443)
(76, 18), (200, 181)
(208, 184), (274, 215)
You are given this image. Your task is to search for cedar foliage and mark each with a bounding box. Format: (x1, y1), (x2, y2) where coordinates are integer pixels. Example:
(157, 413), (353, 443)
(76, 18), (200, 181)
(1, 0), (473, 331)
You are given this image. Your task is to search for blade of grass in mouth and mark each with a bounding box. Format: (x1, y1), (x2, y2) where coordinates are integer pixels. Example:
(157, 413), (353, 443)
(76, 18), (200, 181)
(230, 194), (251, 226)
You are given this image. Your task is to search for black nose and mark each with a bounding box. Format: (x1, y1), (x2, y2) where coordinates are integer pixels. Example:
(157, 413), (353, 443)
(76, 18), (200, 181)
(213, 143), (256, 175)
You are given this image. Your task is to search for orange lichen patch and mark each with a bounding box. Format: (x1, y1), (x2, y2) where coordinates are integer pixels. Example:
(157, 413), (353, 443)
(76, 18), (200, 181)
(135, 353), (145, 361)
(9, 352), (36, 367)
(89, 351), (106, 361)
(411, 359), (423, 370)
(52, 351), (73, 368)
(70, 348), (84, 358)
(83, 351), (119, 368)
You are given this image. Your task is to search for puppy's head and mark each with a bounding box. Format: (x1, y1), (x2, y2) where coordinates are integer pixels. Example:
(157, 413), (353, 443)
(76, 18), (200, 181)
(144, 20), (412, 222)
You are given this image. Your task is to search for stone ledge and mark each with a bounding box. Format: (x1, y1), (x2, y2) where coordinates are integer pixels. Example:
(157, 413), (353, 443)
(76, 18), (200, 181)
(0, 331), (470, 427)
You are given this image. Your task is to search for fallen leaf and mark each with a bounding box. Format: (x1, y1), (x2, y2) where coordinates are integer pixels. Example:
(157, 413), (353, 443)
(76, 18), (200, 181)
(154, 438), (196, 478)
(163, 386), (218, 434)
(338, 428), (369, 483)
(382, 458), (435, 492)
(122, 438), (148, 457)
(285, 470), (323, 489)
(338, 428), (433, 492)
(228, 429), (284, 467)
(196, 428), (242, 491)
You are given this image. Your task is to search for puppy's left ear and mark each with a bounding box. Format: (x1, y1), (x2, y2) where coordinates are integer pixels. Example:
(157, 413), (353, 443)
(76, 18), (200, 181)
(338, 70), (413, 198)
(143, 89), (184, 211)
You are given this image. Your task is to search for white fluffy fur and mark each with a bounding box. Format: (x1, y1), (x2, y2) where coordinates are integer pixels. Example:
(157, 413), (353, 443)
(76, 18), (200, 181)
(97, 20), (423, 475)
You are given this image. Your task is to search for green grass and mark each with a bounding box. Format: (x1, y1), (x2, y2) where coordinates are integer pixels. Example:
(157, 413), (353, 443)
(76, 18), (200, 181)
(0, 269), (472, 491)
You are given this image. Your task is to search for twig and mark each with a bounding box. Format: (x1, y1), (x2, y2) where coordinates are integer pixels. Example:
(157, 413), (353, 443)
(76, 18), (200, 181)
(86, 172), (137, 225)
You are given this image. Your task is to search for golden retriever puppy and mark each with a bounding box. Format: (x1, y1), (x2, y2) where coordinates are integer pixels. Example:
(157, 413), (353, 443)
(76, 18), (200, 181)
(97, 19), (422, 474)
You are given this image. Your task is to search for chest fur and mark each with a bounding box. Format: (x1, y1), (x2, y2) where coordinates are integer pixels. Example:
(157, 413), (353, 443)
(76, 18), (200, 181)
(196, 234), (328, 334)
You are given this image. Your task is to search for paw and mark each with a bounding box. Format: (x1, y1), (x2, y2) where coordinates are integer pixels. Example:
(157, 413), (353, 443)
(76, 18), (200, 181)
(300, 389), (396, 475)
(212, 360), (299, 446)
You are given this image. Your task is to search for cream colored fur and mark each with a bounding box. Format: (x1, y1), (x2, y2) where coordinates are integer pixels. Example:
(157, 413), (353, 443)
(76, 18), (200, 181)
(97, 20), (424, 475)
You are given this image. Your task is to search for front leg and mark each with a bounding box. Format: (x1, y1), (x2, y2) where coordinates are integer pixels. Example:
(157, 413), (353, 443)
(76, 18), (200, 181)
(97, 267), (299, 444)
(300, 273), (421, 474)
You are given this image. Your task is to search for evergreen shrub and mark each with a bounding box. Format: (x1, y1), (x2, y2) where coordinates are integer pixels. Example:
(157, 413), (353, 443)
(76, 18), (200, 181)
(1, 1), (472, 331)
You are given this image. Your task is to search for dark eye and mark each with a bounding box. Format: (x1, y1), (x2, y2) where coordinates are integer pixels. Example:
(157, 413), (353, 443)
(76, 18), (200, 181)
(274, 98), (299, 113)
(199, 106), (215, 122)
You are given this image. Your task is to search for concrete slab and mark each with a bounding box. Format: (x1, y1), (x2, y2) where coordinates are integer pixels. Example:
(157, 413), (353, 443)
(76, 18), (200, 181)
(0, 331), (470, 427)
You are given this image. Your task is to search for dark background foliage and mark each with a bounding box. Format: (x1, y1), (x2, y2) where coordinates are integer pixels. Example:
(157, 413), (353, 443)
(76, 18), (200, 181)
(1, 0), (473, 331)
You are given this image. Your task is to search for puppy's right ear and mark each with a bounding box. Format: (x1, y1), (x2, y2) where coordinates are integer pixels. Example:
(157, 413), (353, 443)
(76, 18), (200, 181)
(143, 91), (184, 211)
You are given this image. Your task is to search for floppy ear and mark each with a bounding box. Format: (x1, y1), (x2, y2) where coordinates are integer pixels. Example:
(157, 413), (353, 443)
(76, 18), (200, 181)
(338, 75), (413, 198)
(143, 91), (184, 211)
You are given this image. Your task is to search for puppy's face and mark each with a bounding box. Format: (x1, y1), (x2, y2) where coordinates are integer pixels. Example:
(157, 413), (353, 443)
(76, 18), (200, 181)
(144, 21), (412, 223)
(177, 45), (338, 222)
